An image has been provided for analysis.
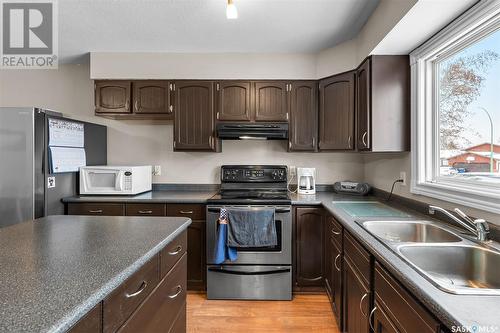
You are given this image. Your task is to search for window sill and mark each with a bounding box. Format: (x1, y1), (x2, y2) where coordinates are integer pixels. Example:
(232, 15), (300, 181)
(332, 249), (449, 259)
(411, 181), (500, 215)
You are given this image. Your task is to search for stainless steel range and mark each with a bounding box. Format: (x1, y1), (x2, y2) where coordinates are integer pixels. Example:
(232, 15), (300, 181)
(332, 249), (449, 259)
(206, 165), (292, 300)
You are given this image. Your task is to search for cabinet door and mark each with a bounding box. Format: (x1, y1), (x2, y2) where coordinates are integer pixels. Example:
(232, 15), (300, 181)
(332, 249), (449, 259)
(187, 221), (206, 291)
(319, 71), (355, 150)
(295, 207), (324, 287)
(324, 220), (333, 301)
(95, 81), (131, 113)
(133, 81), (171, 114)
(357, 58), (371, 151)
(254, 81), (289, 121)
(343, 259), (370, 333)
(372, 302), (399, 333)
(289, 81), (318, 151)
(68, 303), (102, 333)
(332, 240), (342, 323)
(173, 81), (216, 151)
(216, 81), (251, 121)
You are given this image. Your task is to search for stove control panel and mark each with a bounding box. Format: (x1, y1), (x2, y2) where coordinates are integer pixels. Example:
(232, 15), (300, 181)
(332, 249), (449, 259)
(221, 165), (287, 182)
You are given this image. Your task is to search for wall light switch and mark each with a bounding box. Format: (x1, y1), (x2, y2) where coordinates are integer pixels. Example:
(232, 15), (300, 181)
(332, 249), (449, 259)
(153, 165), (162, 176)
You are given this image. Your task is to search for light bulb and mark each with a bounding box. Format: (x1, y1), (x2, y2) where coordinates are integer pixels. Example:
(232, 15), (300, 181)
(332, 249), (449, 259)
(226, 0), (238, 19)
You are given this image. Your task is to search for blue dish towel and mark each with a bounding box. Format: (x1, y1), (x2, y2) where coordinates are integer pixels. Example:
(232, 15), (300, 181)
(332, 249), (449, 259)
(214, 208), (238, 264)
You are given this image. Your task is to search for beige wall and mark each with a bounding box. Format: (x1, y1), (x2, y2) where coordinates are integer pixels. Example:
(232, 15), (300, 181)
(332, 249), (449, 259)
(363, 154), (500, 225)
(0, 64), (365, 184)
(90, 52), (318, 80)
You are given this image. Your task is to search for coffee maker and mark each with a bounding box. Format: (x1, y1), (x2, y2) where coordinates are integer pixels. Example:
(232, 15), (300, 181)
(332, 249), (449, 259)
(297, 168), (316, 194)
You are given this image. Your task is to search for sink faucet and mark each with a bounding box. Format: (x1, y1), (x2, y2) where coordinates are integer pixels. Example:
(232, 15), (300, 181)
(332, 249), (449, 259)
(428, 205), (490, 242)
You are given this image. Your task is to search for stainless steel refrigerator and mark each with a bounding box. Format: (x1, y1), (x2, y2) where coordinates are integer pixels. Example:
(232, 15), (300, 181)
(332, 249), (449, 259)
(0, 107), (107, 228)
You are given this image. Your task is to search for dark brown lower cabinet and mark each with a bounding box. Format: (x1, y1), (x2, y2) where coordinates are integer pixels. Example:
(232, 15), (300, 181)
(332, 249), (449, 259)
(69, 231), (187, 333)
(118, 254), (187, 333)
(331, 240), (342, 321)
(295, 207), (324, 288)
(372, 301), (398, 333)
(374, 262), (440, 333)
(187, 221), (206, 290)
(343, 258), (371, 333)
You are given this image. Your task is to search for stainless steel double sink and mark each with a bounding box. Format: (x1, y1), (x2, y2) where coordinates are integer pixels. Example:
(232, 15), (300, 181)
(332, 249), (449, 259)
(358, 220), (500, 295)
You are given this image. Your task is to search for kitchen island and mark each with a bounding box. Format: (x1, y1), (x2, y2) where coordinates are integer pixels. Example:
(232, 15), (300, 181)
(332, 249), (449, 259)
(0, 215), (191, 333)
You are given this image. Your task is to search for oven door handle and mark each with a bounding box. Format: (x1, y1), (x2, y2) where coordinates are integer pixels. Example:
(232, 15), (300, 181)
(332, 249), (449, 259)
(208, 267), (291, 275)
(207, 208), (291, 213)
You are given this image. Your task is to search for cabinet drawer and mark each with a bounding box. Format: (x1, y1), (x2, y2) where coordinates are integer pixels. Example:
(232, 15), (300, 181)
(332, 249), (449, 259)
(118, 254), (187, 333)
(344, 232), (371, 287)
(68, 302), (102, 333)
(375, 262), (440, 333)
(68, 203), (125, 216)
(103, 255), (160, 333)
(126, 203), (166, 216)
(169, 302), (187, 333)
(167, 204), (205, 220)
(160, 231), (187, 279)
(328, 216), (342, 248)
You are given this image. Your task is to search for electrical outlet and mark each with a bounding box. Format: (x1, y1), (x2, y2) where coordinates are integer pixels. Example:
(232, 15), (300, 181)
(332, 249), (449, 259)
(399, 171), (407, 186)
(153, 165), (162, 176)
(289, 166), (296, 177)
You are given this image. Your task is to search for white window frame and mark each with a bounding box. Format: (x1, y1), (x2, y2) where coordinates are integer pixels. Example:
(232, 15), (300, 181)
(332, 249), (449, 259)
(411, 0), (500, 214)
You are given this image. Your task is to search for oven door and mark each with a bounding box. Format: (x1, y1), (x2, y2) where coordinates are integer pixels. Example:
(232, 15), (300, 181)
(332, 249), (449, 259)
(206, 205), (291, 265)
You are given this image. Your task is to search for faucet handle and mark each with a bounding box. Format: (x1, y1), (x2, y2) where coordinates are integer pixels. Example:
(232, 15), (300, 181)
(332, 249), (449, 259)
(453, 208), (475, 224)
(473, 218), (490, 231)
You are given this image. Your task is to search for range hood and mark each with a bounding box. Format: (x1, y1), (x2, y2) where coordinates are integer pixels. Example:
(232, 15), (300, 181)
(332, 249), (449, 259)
(217, 123), (288, 140)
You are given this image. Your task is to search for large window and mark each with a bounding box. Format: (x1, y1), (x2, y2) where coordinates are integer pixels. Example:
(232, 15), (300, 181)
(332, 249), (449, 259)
(411, 1), (500, 214)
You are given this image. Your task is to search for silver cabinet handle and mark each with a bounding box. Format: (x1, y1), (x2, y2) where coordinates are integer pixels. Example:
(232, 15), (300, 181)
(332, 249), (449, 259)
(168, 105), (173, 113)
(334, 254), (341, 271)
(289, 141), (292, 149)
(331, 228), (341, 236)
(369, 306), (377, 331)
(134, 100), (139, 111)
(362, 131), (367, 147)
(179, 210), (193, 214)
(348, 135), (351, 148)
(168, 245), (182, 256)
(88, 209), (103, 214)
(138, 210), (153, 214)
(360, 293), (368, 317)
(286, 112), (289, 120)
(216, 112), (220, 120)
(125, 100), (130, 111)
(126, 281), (148, 298)
(168, 285), (182, 299)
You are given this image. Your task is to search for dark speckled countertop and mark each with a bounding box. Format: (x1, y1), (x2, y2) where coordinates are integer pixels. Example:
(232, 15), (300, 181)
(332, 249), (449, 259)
(60, 190), (500, 330)
(0, 215), (191, 333)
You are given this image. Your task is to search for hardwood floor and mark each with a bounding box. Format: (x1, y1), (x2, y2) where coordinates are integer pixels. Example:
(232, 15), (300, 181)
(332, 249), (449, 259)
(187, 293), (340, 333)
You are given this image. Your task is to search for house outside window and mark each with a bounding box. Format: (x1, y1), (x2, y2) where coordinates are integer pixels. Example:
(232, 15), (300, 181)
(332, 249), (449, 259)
(411, 1), (500, 214)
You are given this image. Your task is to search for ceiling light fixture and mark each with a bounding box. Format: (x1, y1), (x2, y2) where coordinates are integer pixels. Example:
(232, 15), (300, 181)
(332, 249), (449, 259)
(226, 0), (238, 19)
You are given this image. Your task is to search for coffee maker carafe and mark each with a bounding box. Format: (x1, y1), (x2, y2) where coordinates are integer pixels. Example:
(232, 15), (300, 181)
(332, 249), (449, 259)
(297, 168), (316, 195)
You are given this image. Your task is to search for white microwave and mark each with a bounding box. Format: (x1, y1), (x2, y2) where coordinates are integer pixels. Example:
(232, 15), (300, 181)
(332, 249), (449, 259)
(79, 166), (152, 195)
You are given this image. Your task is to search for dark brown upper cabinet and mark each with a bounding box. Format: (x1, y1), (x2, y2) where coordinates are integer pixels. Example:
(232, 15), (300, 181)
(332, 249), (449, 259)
(173, 81), (219, 152)
(254, 81), (289, 122)
(289, 81), (318, 151)
(356, 56), (410, 152)
(132, 81), (171, 114)
(95, 81), (132, 114)
(216, 81), (252, 121)
(318, 71), (355, 151)
(295, 207), (324, 288)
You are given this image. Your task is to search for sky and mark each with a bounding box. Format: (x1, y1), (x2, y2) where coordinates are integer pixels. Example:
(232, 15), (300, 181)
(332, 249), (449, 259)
(441, 28), (500, 148)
